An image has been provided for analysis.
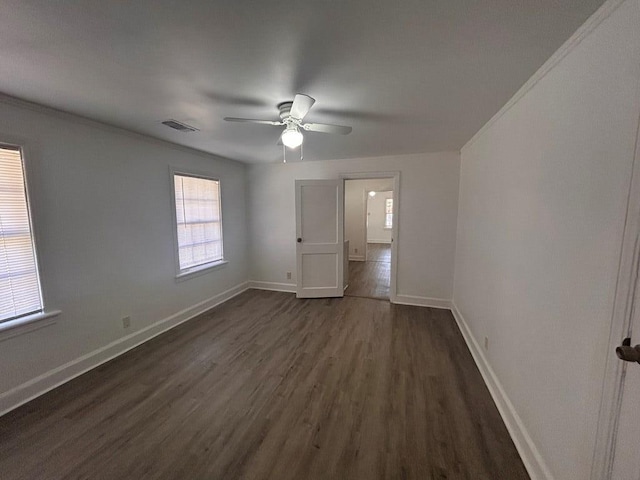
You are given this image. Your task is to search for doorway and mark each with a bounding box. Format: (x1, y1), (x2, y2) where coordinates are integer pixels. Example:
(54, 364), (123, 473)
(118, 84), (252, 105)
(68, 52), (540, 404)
(342, 173), (399, 301)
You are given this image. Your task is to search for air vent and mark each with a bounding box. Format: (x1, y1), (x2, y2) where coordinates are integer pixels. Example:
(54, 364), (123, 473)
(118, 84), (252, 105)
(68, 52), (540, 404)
(161, 120), (199, 132)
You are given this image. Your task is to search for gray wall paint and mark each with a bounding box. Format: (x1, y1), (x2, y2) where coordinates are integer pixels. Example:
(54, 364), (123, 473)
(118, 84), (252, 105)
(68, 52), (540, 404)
(453, 0), (640, 478)
(0, 99), (248, 399)
(247, 152), (460, 301)
(3, 4), (632, 476)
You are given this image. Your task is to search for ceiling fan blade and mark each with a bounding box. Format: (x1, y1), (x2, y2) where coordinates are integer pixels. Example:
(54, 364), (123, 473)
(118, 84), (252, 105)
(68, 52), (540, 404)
(224, 117), (284, 126)
(289, 94), (315, 120)
(303, 123), (352, 135)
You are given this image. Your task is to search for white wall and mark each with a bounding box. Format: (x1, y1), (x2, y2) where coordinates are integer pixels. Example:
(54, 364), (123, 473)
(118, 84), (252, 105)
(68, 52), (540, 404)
(345, 179), (393, 260)
(452, 1), (640, 478)
(0, 97), (249, 413)
(248, 152), (460, 303)
(367, 191), (393, 244)
(345, 180), (366, 260)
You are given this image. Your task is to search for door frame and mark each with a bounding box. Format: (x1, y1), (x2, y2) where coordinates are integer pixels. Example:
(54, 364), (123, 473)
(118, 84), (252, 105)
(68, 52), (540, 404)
(341, 171), (400, 303)
(590, 106), (640, 479)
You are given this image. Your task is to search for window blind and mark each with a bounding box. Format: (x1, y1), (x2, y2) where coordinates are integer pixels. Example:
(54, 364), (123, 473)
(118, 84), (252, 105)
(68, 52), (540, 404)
(0, 146), (43, 322)
(174, 174), (223, 271)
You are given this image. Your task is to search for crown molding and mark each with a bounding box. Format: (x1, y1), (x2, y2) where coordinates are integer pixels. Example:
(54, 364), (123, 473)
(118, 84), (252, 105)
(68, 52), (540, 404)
(0, 93), (242, 166)
(461, 0), (627, 154)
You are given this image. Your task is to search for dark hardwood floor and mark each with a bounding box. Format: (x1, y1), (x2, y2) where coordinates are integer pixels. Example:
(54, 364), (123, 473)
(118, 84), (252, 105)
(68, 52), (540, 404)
(367, 242), (391, 263)
(346, 243), (391, 299)
(0, 290), (529, 480)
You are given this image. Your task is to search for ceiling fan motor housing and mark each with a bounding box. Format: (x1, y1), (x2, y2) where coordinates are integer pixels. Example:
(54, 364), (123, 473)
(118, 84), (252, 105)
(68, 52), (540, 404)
(278, 101), (294, 121)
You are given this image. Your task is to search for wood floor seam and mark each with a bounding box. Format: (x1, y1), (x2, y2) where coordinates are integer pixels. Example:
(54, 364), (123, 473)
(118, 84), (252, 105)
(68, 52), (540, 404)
(0, 289), (529, 480)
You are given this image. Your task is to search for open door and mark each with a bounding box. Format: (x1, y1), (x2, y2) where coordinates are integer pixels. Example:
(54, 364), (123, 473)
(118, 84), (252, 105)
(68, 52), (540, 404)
(591, 100), (640, 480)
(610, 312), (640, 478)
(295, 179), (344, 298)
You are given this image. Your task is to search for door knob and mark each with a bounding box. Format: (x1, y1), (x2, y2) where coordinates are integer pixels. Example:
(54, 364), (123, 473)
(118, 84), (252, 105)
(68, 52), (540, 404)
(616, 337), (640, 364)
(297, 238), (302, 243)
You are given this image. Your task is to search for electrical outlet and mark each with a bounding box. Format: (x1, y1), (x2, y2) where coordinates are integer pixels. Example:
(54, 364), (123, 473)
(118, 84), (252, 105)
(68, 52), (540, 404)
(286, 272), (292, 280)
(122, 316), (131, 329)
(484, 336), (489, 351)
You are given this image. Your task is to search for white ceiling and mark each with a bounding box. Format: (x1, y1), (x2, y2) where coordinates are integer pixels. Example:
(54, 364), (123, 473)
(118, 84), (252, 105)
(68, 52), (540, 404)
(1, 0), (605, 163)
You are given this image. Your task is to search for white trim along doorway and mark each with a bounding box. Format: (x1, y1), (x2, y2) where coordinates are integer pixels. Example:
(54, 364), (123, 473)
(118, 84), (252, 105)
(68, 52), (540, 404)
(341, 171), (400, 303)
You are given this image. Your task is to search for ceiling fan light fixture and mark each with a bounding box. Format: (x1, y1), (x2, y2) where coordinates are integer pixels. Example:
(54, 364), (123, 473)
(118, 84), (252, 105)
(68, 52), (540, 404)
(281, 126), (303, 148)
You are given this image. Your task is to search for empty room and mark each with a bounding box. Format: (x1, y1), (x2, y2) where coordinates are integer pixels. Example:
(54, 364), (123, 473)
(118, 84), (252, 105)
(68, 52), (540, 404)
(0, 1), (639, 479)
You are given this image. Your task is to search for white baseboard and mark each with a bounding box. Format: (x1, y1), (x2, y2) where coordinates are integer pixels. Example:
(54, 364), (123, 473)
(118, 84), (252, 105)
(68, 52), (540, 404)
(248, 280), (296, 293)
(0, 277), (553, 480)
(349, 255), (365, 261)
(393, 294), (451, 310)
(450, 303), (553, 480)
(0, 281), (250, 417)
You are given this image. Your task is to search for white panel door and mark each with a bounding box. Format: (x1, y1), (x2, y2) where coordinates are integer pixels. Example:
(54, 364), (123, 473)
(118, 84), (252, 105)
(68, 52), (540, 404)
(295, 179), (344, 298)
(611, 294), (640, 479)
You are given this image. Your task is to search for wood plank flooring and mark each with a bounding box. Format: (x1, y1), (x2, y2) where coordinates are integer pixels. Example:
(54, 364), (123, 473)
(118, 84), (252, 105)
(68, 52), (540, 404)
(346, 243), (391, 299)
(367, 243), (391, 263)
(0, 290), (529, 480)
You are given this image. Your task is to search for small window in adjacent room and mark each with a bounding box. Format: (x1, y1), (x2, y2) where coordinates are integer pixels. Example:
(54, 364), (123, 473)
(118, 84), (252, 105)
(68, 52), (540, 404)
(172, 172), (224, 276)
(0, 145), (43, 323)
(384, 197), (393, 229)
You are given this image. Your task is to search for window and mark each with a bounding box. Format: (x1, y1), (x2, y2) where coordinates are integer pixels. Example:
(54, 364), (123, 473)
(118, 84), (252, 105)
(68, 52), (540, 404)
(172, 172), (224, 275)
(0, 145), (43, 323)
(384, 197), (393, 229)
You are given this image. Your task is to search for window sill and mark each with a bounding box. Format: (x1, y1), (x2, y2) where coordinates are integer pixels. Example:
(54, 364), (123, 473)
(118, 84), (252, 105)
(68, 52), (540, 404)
(0, 310), (62, 342)
(176, 260), (228, 282)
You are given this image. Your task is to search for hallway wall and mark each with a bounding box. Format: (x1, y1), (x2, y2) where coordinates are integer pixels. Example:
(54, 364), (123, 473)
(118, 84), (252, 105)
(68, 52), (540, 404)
(452, 0), (640, 477)
(345, 179), (393, 260)
(367, 191), (393, 244)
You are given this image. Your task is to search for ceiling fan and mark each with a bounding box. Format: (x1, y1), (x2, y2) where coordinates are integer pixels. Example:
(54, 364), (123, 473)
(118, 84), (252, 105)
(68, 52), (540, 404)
(224, 94), (352, 149)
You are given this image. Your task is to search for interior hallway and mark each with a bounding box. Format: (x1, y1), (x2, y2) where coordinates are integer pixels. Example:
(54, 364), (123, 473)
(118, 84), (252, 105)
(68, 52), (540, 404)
(0, 290), (528, 480)
(346, 243), (391, 300)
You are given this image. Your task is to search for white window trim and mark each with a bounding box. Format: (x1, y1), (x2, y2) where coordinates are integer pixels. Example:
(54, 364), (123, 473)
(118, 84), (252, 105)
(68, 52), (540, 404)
(0, 310), (61, 342)
(175, 259), (228, 282)
(169, 167), (226, 281)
